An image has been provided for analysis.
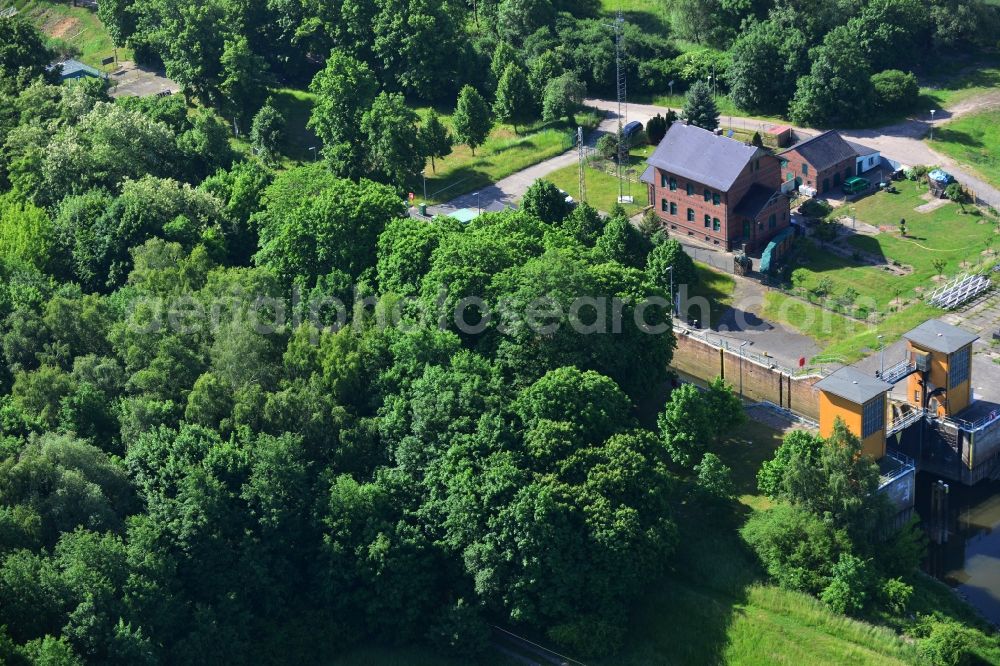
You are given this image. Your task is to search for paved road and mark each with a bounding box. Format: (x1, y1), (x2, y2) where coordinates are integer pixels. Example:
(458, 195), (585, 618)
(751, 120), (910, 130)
(429, 111), (623, 216)
(108, 61), (177, 98)
(434, 92), (1000, 215)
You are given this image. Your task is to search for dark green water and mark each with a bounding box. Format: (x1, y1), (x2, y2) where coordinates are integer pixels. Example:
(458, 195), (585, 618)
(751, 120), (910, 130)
(920, 474), (1000, 626)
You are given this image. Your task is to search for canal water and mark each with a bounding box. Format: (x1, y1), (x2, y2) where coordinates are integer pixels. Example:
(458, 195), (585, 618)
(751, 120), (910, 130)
(919, 473), (1000, 626)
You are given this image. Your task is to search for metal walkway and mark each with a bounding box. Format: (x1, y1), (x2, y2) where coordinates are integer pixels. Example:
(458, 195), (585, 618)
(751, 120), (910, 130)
(887, 408), (926, 436)
(880, 359), (918, 385)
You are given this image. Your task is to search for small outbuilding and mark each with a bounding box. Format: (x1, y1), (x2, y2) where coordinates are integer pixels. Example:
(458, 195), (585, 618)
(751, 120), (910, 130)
(764, 125), (793, 148)
(49, 59), (101, 82)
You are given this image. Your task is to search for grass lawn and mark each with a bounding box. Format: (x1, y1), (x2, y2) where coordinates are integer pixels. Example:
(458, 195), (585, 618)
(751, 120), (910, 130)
(419, 108), (602, 204)
(929, 109), (1000, 188)
(922, 66), (1000, 110)
(785, 181), (998, 316)
(645, 91), (749, 119)
(762, 291), (943, 364)
(13, 0), (129, 68)
(233, 88), (603, 202)
(543, 161), (646, 216)
(689, 261), (736, 330)
(600, 0), (670, 36)
(266, 88), (321, 164)
(605, 420), (922, 666)
(609, 431), (924, 666)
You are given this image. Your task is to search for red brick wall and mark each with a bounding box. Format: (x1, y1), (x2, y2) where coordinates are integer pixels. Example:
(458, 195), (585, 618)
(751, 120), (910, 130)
(780, 149), (856, 195)
(649, 169), (732, 248)
(672, 332), (822, 420)
(647, 151), (788, 253)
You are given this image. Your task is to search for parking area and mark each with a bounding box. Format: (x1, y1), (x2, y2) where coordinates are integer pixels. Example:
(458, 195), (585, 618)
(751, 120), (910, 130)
(108, 61), (177, 98)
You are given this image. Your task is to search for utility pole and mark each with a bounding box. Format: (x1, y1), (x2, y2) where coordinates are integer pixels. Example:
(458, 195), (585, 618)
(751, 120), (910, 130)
(611, 8), (628, 204)
(577, 126), (587, 204)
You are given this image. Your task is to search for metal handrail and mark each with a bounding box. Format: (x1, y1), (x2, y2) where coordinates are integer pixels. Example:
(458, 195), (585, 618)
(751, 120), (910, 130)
(943, 408), (1000, 433)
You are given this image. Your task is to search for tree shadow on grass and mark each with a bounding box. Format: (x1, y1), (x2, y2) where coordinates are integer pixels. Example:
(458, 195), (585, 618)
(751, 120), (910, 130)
(423, 166), (500, 204)
(934, 127), (985, 149)
(611, 514), (761, 666)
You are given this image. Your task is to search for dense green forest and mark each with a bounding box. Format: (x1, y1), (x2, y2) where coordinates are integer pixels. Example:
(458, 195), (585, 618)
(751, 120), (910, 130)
(2, 0), (1000, 663)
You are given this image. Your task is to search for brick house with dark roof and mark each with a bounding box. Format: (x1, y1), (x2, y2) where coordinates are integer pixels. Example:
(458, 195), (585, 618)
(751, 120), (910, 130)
(778, 130), (878, 195)
(640, 123), (790, 253)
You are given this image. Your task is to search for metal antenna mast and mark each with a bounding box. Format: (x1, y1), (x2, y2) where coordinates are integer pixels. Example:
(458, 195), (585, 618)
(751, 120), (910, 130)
(577, 126), (587, 203)
(613, 7), (630, 204)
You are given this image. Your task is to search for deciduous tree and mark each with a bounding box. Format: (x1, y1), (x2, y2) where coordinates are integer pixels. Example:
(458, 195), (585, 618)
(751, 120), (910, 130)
(417, 109), (453, 174)
(308, 49), (378, 178)
(493, 63), (533, 134)
(452, 85), (492, 155)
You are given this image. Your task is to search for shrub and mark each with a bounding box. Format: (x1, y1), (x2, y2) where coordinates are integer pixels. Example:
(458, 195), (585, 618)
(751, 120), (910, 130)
(741, 503), (850, 594)
(820, 553), (873, 616)
(799, 199), (832, 219)
(871, 70), (919, 112)
(645, 113), (668, 145)
(596, 133), (618, 160)
(880, 578), (913, 615)
(917, 620), (978, 666)
(695, 452), (735, 500)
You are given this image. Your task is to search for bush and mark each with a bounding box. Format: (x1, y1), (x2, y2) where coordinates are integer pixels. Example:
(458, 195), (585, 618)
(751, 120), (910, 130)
(871, 70), (919, 113)
(741, 503), (850, 594)
(426, 599), (490, 658)
(820, 554), (874, 616)
(695, 452), (735, 500)
(798, 198), (832, 220)
(645, 113), (668, 145)
(596, 133), (618, 160)
(880, 578), (913, 615)
(547, 614), (625, 658)
(917, 620), (978, 666)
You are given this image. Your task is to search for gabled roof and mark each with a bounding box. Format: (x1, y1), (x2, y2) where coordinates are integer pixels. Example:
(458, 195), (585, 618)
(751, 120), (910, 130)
(640, 164), (654, 185)
(780, 130), (864, 171)
(815, 366), (891, 405)
(50, 58), (100, 79)
(904, 319), (979, 354)
(646, 123), (760, 192)
(846, 139), (878, 157)
(733, 184), (777, 219)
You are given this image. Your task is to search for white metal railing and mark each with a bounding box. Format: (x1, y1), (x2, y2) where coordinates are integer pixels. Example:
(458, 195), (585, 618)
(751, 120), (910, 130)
(887, 408), (926, 436)
(880, 449), (916, 487)
(881, 358), (917, 384)
(944, 407), (1000, 433)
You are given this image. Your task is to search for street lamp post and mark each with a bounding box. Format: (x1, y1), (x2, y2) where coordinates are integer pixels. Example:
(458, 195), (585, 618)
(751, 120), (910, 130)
(668, 79), (675, 101)
(877, 334), (885, 378)
(739, 340), (749, 400)
(929, 109), (936, 140)
(474, 192), (481, 214)
(309, 146), (317, 161)
(423, 174), (427, 203)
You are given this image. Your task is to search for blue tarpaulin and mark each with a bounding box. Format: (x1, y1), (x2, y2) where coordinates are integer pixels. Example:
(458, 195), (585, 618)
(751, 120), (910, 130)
(928, 169), (954, 184)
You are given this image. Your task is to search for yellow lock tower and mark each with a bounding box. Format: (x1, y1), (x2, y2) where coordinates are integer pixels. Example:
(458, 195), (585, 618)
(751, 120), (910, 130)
(815, 366), (892, 459)
(902, 319), (978, 418)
